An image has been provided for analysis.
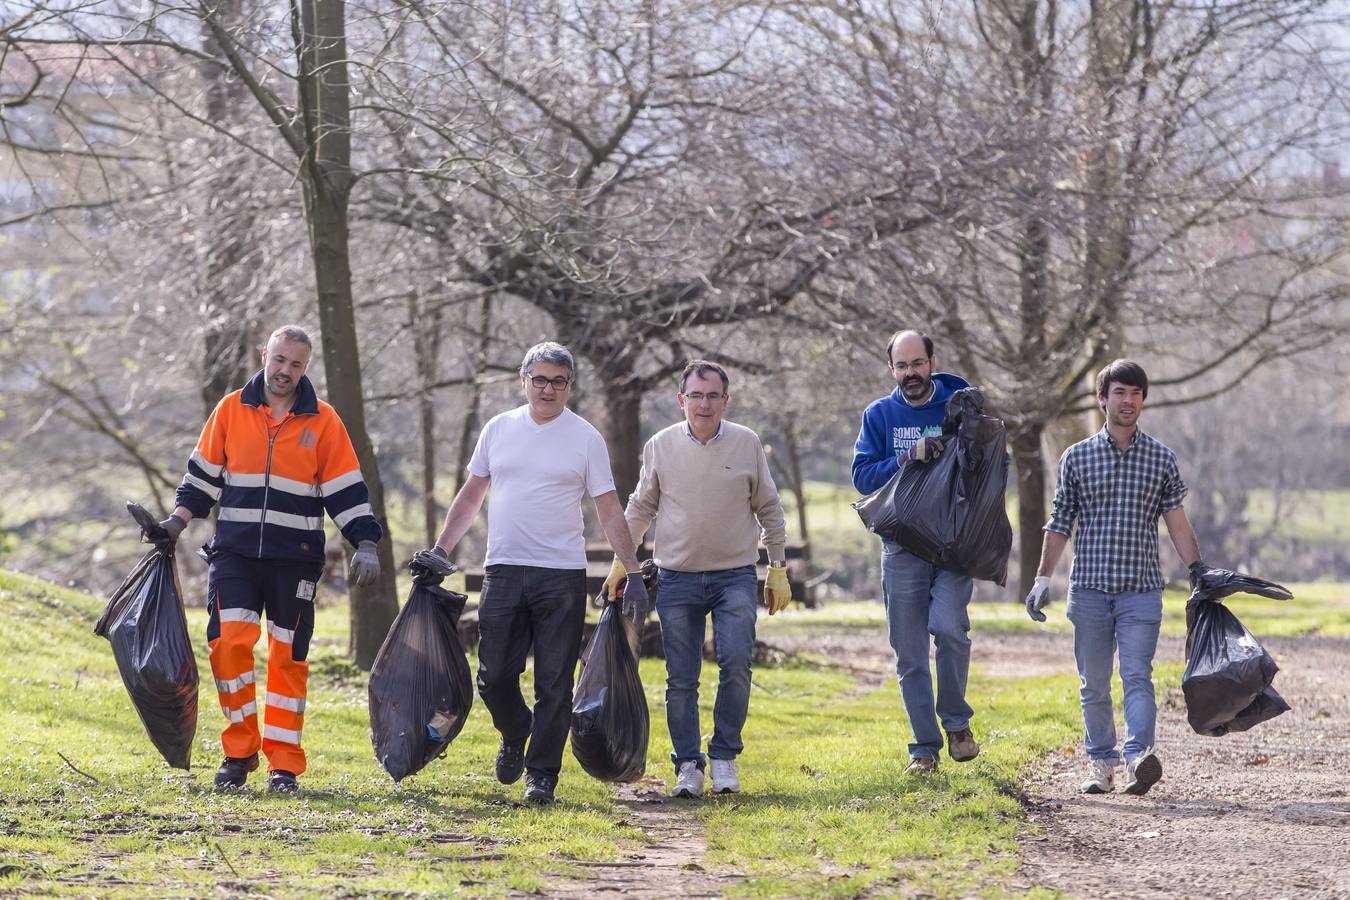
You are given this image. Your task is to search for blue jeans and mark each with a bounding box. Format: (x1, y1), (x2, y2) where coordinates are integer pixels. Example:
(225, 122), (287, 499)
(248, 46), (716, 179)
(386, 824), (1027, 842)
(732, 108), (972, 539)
(1065, 586), (1162, 765)
(656, 565), (758, 772)
(881, 543), (974, 759)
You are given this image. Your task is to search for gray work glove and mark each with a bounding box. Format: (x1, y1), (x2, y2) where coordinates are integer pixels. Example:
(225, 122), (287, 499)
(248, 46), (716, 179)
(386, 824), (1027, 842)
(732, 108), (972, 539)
(349, 540), (381, 587)
(410, 545), (454, 581)
(1025, 575), (1051, 622)
(620, 572), (653, 621)
(156, 514), (187, 546)
(902, 436), (944, 465)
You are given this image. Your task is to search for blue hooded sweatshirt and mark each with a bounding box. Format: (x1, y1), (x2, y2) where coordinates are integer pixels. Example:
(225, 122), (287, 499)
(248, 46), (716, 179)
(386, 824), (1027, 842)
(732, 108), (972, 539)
(851, 372), (971, 495)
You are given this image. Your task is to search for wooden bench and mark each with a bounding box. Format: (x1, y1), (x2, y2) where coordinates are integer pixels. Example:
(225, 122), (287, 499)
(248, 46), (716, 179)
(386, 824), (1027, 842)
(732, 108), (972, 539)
(459, 540), (812, 604)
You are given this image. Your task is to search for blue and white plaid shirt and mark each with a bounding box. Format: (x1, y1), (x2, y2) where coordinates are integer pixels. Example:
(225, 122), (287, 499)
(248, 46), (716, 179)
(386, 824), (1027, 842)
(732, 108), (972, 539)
(1045, 427), (1188, 593)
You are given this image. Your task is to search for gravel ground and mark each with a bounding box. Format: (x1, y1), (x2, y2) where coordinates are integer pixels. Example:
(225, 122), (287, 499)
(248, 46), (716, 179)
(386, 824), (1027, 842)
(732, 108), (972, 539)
(1016, 633), (1350, 899)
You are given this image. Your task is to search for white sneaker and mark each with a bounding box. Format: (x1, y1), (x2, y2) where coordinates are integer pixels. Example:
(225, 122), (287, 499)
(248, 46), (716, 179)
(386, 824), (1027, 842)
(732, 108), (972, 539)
(1123, 750), (1162, 796)
(709, 758), (740, 794)
(672, 761), (704, 798)
(1081, 758), (1116, 794)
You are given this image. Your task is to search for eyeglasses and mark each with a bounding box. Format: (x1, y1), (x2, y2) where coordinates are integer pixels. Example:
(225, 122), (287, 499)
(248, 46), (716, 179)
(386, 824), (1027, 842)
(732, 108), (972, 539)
(683, 391), (725, 402)
(529, 375), (571, 390)
(890, 357), (931, 374)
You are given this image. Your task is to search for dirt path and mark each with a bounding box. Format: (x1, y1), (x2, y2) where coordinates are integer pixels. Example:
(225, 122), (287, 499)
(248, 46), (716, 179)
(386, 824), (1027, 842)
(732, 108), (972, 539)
(1016, 632), (1350, 899)
(533, 777), (746, 898)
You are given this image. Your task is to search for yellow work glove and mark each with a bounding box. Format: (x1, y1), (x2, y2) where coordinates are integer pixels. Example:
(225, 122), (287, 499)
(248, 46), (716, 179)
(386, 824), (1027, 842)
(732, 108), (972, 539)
(763, 565), (792, 615)
(603, 558), (627, 599)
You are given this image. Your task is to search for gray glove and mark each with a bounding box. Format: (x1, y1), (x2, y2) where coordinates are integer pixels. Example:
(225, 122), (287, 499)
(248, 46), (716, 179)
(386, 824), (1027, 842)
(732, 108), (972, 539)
(1025, 575), (1051, 622)
(349, 540), (381, 587)
(410, 545), (454, 580)
(620, 572), (653, 620)
(902, 436), (944, 465)
(156, 514), (187, 546)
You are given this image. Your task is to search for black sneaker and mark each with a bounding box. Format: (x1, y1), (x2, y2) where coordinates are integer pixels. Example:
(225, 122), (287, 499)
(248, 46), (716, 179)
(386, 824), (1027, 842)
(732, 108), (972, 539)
(268, 770), (299, 793)
(213, 753), (259, 790)
(495, 726), (530, 785)
(524, 772), (557, 805)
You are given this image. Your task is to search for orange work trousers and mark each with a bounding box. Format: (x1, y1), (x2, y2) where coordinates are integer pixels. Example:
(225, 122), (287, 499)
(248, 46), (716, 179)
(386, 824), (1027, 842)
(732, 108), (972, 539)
(205, 551), (320, 776)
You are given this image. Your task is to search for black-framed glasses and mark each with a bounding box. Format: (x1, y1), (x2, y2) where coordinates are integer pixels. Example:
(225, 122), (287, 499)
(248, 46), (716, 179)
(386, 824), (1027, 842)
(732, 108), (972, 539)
(682, 391), (726, 402)
(890, 357), (931, 374)
(529, 375), (571, 390)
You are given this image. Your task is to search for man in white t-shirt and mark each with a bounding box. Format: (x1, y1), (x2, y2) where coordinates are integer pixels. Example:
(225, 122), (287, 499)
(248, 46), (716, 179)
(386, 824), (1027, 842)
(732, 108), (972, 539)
(423, 342), (647, 805)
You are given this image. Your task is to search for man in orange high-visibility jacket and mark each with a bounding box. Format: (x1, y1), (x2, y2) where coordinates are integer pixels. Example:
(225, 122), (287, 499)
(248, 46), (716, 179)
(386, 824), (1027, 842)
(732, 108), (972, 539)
(154, 325), (383, 792)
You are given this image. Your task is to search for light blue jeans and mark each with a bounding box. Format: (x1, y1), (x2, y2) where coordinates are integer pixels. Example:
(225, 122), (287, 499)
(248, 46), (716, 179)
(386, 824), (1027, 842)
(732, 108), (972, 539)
(1065, 586), (1163, 765)
(656, 565), (758, 773)
(880, 542), (975, 759)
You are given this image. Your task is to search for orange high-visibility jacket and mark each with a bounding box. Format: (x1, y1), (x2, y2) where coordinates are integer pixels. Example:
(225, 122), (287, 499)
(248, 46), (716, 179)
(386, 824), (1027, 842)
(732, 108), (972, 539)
(175, 371), (382, 563)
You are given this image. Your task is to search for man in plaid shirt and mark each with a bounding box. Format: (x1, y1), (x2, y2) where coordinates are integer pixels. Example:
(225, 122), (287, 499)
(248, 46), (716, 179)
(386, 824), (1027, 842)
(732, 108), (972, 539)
(1025, 360), (1205, 797)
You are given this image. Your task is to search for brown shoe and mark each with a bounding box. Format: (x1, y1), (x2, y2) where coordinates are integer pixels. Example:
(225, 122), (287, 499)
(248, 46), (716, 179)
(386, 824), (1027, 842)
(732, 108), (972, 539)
(903, 756), (939, 775)
(946, 727), (979, 762)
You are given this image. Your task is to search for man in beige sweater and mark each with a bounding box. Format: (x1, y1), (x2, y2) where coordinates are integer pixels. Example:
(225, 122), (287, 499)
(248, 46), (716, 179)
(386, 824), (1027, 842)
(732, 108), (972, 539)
(605, 360), (791, 798)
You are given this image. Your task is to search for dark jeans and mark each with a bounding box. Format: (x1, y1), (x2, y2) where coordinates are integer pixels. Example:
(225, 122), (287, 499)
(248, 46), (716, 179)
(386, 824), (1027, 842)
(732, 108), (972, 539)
(475, 564), (587, 779)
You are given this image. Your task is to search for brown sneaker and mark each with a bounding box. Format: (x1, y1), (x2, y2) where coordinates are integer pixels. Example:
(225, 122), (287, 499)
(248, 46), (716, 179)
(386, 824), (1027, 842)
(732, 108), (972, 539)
(903, 756), (939, 775)
(946, 727), (979, 762)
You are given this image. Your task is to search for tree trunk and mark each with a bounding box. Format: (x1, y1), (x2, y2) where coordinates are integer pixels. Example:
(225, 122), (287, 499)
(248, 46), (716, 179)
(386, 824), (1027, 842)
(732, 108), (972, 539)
(454, 291), (493, 499)
(296, 0), (397, 669)
(198, 5), (259, 416)
(410, 293), (442, 546)
(446, 291), (493, 565)
(592, 364), (643, 505)
(1011, 422), (1048, 599)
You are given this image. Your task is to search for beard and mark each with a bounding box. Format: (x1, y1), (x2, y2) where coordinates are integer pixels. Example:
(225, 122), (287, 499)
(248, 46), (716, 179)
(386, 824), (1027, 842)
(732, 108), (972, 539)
(266, 373), (297, 397)
(899, 373), (932, 401)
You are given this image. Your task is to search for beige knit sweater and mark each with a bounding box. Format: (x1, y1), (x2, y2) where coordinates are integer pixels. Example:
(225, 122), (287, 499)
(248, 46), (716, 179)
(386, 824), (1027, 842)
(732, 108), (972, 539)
(623, 420), (787, 572)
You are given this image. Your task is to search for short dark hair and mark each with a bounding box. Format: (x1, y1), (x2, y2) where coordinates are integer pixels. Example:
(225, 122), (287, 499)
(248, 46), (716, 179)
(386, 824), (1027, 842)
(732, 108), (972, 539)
(679, 359), (729, 393)
(885, 330), (934, 365)
(1095, 359), (1149, 400)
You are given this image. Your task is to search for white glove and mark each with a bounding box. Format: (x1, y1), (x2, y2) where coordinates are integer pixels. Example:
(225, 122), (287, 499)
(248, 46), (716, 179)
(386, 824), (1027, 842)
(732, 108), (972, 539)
(1025, 575), (1051, 622)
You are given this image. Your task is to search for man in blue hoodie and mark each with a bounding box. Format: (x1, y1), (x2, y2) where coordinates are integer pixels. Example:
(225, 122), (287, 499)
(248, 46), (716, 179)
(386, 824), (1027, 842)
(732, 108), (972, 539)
(852, 330), (977, 774)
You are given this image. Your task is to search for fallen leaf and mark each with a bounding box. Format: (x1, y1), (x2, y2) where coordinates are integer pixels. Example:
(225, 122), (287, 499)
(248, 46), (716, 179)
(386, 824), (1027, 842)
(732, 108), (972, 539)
(1245, 755), (1271, 766)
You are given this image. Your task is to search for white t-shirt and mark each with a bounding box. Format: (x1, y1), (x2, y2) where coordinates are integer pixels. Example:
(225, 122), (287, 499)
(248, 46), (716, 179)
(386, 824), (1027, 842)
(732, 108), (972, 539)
(468, 405), (616, 568)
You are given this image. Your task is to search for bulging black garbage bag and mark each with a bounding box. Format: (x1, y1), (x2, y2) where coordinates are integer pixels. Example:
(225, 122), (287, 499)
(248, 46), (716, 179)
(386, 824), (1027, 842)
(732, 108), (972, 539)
(852, 387), (1013, 585)
(1182, 569), (1293, 736)
(368, 551), (474, 781)
(94, 503), (199, 770)
(570, 599), (648, 782)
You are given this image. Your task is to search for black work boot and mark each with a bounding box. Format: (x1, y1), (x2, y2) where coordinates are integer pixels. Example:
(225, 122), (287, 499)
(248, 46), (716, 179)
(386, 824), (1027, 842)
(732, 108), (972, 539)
(495, 715), (531, 785)
(267, 770), (299, 793)
(214, 753), (259, 790)
(524, 772), (557, 805)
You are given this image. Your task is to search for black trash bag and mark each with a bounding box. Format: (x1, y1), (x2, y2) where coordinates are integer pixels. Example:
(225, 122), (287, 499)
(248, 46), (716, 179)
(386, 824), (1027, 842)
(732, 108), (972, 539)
(368, 551), (474, 781)
(1182, 569), (1293, 737)
(93, 502), (199, 770)
(852, 387), (1014, 584)
(570, 598), (649, 782)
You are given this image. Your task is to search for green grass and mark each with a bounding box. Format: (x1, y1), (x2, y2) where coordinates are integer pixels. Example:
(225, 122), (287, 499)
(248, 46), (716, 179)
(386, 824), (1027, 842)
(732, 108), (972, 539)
(700, 666), (1078, 898)
(762, 581), (1350, 641)
(0, 565), (1088, 898)
(1247, 489), (1350, 544)
(5, 565), (1344, 896)
(956, 582), (1350, 639)
(792, 481), (1349, 546)
(0, 568), (643, 897)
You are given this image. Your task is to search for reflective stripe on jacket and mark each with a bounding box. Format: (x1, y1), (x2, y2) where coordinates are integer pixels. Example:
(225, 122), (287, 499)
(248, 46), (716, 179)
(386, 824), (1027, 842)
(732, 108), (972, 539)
(175, 370), (382, 563)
